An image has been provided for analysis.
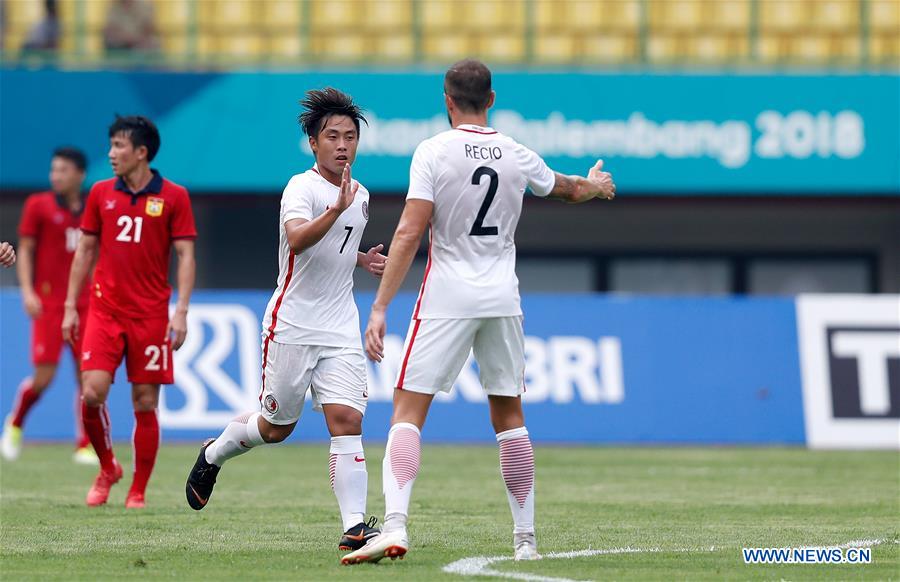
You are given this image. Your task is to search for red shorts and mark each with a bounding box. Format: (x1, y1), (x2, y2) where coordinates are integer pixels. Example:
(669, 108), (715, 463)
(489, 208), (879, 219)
(32, 305), (87, 365)
(80, 308), (173, 385)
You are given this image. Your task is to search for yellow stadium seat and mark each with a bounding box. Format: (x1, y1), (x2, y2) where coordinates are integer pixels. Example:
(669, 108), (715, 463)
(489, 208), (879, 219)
(160, 33), (190, 57)
(269, 33), (304, 59)
(833, 34), (862, 60)
(534, 0), (568, 31)
(198, 0), (261, 31)
(422, 32), (472, 61)
(790, 35), (833, 62)
(218, 33), (266, 58)
(262, 0), (304, 30)
(475, 32), (525, 62)
(365, 0), (413, 29)
(195, 32), (217, 57)
(581, 33), (639, 62)
(706, 0), (751, 32)
(759, 0), (810, 33)
(869, 0), (900, 33)
(155, 0), (191, 31)
(646, 33), (684, 62)
(5, 0), (44, 27)
(310, 0), (365, 30)
(648, 0), (703, 32)
(420, 0), (460, 31)
(755, 34), (787, 62)
(376, 33), (415, 60)
(84, 0), (109, 31)
(534, 33), (577, 62)
(312, 32), (368, 61)
(811, 0), (860, 32)
(580, 0), (639, 31)
(688, 34), (748, 62)
(460, 0), (524, 32)
(869, 32), (900, 62)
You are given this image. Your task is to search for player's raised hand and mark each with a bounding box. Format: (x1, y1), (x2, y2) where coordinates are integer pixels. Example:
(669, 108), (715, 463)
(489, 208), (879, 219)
(586, 159), (616, 201)
(334, 163), (360, 213)
(365, 307), (387, 362)
(167, 309), (188, 351)
(361, 244), (387, 278)
(61, 304), (79, 346)
(0, 241), (15, 267)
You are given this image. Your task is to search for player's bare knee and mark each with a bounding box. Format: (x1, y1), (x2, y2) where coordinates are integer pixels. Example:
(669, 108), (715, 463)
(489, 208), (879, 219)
(330, 412), (363, 437)
(259, 421), (294, 443)
(81, 385), (105, 406)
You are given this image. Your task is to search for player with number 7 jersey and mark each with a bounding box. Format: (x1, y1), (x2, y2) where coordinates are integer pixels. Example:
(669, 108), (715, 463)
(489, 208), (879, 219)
(63, 115), (197, 509)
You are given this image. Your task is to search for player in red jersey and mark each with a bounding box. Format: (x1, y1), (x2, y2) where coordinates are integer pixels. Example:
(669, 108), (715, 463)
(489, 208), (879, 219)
(63, 116), (197, 508)
(2, 148), (96, 464)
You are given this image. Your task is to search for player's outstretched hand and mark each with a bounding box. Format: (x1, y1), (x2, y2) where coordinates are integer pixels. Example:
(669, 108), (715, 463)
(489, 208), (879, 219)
(61, 305), (79, 346)
(361, 244), (387, 278)
(587, 159), (616, 201)
(365, 307), (387, 362)
(0, 241), (15, 267)
(334, 163), (360, 213)
(168, 309), (188, 350)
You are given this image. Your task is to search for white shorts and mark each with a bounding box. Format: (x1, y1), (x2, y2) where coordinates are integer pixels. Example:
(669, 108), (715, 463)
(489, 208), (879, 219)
(395, 316), (525, 396)
(259, 339), (368, 425)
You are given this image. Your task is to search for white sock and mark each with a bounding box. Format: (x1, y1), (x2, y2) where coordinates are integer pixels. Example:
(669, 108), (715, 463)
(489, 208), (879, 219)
(497, 426), (535, 535)
(205, 412), (265, 466)
(330, 435), (367, 531)
(382, 422), (420, 534)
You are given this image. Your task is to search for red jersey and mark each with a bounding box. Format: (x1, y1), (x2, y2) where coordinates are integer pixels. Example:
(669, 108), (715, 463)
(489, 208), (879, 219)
(18, 192), (90, 309)
(81, 170), (197, 318)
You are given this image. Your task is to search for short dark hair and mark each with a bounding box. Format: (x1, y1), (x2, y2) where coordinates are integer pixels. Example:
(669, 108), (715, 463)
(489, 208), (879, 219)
(52, 146), (87, 172)
(444, 59), (492, 113)
(108, 115), (161, 161)
(298, 88), (367, 138)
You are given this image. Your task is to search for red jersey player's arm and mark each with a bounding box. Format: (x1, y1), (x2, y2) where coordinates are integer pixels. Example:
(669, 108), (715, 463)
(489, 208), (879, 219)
(15, 237), (42, 318)
(364, 199), (433, 362)
(546, 160), (616, 204)
(62, 233), (98, 344)
(167, 238), (195, 351)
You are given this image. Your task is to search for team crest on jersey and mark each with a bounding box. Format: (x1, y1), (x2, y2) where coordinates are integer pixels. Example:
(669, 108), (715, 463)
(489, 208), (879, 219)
(264, 394), (279, 414)
(146, 197), (164, 217)
(362, 201), (368, 220)
(105, 199), (116, 211)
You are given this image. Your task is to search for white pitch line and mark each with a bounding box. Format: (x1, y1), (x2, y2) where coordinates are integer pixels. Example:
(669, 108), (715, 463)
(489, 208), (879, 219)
(442, 539), (893, 582)
(442, 546), (715, 582)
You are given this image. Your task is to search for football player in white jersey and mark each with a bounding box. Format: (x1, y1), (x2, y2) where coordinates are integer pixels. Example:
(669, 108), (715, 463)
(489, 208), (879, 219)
(342, 60), (616, 565)
(185, 88), (388, 552)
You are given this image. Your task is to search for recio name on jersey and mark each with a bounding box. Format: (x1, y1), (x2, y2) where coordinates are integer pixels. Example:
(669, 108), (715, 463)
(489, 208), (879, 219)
(464, 144), (503, 160)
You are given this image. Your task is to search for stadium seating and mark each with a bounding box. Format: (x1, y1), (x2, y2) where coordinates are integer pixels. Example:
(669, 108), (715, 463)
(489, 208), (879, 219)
(0, 0), (895, 67)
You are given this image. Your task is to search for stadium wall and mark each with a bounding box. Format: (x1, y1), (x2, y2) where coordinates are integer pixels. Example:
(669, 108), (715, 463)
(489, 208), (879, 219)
(1, 290), (896, 449)
(1, 69), (898, 194)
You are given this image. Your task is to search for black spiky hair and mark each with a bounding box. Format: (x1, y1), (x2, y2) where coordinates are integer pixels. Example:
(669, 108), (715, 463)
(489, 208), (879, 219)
(298, 87), (368, 138)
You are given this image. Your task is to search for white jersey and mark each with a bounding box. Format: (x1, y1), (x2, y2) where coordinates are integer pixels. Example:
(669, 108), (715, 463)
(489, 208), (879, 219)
(407, 124), (555, 319)
(262, 167), (370, 347)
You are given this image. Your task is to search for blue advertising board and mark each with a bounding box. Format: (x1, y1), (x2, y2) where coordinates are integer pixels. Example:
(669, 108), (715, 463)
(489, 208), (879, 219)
(1, 69), (897, 195)
(0, 289), (807, 445)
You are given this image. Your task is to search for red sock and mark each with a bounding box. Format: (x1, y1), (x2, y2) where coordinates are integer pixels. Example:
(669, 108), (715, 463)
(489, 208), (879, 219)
(81, 402), (116, 472)
(74, 389), (90, 449)
(11, 378), (41, 428)
(129, 410), (160, 497)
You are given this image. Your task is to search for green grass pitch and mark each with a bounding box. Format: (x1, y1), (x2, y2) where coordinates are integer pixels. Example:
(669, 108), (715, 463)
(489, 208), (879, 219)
(1, 444), (898, 580)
